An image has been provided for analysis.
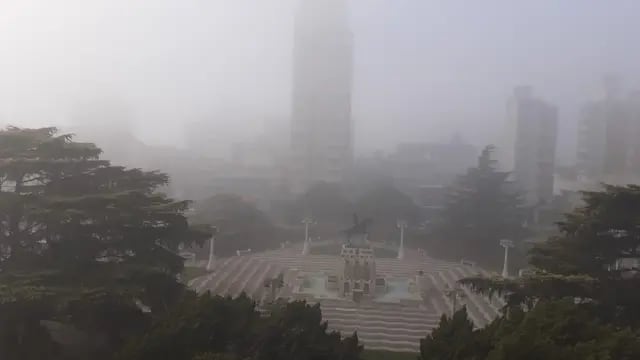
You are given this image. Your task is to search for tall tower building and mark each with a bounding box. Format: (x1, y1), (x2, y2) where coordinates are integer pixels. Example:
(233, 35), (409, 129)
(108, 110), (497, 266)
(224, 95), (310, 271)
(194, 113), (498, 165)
(290, 0), (354, 190)
(576, 77), (640, 184)
(505, 86), (558, 205)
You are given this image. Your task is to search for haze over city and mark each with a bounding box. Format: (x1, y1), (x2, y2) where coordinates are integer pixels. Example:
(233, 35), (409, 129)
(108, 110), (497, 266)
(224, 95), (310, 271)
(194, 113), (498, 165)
(2, 0), (640, 164)
(3, 2), (640, 359)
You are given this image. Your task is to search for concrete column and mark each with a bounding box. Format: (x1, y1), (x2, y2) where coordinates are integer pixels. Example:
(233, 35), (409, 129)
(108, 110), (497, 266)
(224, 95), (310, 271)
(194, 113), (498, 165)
(397, 220), (407, 260)
(302, 217), (314, 255)
(206, 226), (218, 271)
(500, 239), (515, 278)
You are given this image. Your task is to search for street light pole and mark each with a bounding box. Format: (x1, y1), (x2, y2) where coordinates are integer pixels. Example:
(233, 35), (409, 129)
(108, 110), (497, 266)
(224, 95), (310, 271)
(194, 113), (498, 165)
(206, 226), (218, 271)
(397, 220), (407, 260)
(499, 239), (514, 278)
(444, 285), (465, 316)
(302, 217), (314, 255)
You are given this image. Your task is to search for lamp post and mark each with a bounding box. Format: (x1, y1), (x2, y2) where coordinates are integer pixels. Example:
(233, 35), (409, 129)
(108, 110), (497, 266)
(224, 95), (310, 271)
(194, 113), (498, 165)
(397, 220), (407, 260)
(444, 284), (466, 316)
(302, 217), (315, 255)
(206, 226), (218, 271)
(499, 239), (515, 278)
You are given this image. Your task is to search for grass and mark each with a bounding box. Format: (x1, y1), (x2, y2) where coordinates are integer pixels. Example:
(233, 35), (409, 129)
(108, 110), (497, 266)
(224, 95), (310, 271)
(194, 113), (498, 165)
(310, 244), (398, 258)
(362, 349), (418, 360)
(181, 266), (209, 282)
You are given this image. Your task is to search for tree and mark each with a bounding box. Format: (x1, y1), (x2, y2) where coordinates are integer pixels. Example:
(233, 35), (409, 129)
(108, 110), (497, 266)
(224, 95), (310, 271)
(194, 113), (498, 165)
(419, 300), (640, 360)
(464, 184), (640, 328)
(119, 293), (260, 360)
(191, 194), (278, 256)
(433, 145), (526, 269)
(354, 185), (421, 243)
(253, 301), (363, 360)
(121, 297), (363, 360)
(192, 353), (241, 360)
(419, 308), (477, 360)
(287, 182), (353, 226)
(482, 300), (640, 360)
(0, 127), (210, 359)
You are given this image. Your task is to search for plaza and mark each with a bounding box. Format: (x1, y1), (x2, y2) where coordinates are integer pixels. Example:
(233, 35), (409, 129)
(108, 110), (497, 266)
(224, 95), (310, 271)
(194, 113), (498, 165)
(190, 243), (503, 353)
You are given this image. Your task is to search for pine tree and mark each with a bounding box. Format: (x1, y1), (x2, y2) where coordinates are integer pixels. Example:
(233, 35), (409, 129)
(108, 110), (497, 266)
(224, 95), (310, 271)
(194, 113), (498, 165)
(0, 127), (210, 359)
(121, 298), (363, 360)
(419, 300), (640, 360)
(191, 193), (278, 256)
(463, 184), (640, 328)
(354, 184), (421, 243)
(434, 145), (526, 269)
(419, 307), (478, 360)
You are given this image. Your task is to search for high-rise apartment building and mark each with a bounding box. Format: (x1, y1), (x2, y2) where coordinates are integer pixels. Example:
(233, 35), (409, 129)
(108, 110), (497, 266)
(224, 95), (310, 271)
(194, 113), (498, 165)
(290, 0), (353, 190)
(505, 86), (558, 205)
(577, 78), (640, 183)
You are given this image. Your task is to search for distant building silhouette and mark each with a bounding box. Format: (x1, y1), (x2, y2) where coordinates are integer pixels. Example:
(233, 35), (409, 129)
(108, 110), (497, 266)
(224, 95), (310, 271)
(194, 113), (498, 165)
(505, 86), (558, 205)
(577, 77), (640, 184)
(290, 0), (353, 191)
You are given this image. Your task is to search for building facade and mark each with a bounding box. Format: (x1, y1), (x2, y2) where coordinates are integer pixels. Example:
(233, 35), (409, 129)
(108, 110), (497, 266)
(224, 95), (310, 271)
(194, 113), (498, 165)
(388, 138), (477, 191)
(290, 0), (354, 190)
(577, 81), (640, 184)
(505, 86), (558, 205)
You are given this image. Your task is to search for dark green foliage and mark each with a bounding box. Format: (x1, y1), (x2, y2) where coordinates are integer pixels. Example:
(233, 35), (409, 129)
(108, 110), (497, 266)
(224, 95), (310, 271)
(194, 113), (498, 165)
(191, 193), (279, 256)
(288, 182), (354, 226)
(419, 308), (477, 360)
(482, 300), (640, 360)
(419, 301), (640, 360)
(0, 127), (210, 359)
(433, 145), (526, 270)
(530, 184), (640, 276)
(119, 292), (260, 360)
(0, 298), (62, 360)
(192, 353), (242, 360)
(464, 184), (640, 328)
(361, 350), (417, 360)
(254, 301), (362, 360)
(121, 297), (363, 360)
(354, 185), (421, 243)
(444, 184), (640, 359)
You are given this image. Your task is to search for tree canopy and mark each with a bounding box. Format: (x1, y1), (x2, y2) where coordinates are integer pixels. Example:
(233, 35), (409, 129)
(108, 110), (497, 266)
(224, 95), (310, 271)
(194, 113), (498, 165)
(432, 145), (526, 269)
(441, 184), (640, 359)
(120, 295), (363, 360)
(463, 184), (640, 328)
(191, 193), (279, 256)
(0, 127), (210, 359)
(420, 301), (640, 360)
(419, 308), (477, 360)
(354, 185), (421, 243)
(287, 182), (353, 226)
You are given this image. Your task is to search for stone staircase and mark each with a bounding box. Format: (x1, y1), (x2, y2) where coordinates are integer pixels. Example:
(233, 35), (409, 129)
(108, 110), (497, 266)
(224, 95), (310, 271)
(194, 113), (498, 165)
(190, 248), (502, 352)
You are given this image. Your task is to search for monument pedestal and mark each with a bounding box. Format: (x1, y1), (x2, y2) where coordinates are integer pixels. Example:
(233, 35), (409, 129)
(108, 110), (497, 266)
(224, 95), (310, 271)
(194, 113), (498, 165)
(339, 244), (376, 299)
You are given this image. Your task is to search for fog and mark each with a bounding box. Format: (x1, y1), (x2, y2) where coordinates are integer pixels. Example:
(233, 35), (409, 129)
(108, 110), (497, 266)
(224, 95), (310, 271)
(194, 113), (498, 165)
(4, 3), (640, 355)
(1, 0), (640, 164)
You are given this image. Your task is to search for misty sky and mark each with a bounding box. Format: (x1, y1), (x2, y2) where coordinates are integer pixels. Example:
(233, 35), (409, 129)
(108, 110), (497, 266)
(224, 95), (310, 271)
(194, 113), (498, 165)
(1, 0), (639, 164)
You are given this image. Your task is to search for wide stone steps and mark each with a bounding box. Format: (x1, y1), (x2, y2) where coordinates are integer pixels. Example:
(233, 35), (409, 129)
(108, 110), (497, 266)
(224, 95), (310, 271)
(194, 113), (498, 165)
(325, 317), (435, 332)
(322, 312), (438, 326)
(194, 253), (499, 321)
(315, 299), (439, 352)
(190, 249), (502, 353)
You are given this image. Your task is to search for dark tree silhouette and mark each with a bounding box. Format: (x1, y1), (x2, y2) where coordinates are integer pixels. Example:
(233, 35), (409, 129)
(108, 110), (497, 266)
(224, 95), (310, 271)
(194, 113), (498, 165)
(433, 145), (526, 269)
(0, 127), (210, 359)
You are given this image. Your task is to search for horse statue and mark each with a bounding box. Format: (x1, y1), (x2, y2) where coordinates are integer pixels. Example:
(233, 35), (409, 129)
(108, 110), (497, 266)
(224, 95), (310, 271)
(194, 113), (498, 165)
(342, 213), (372, 246)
